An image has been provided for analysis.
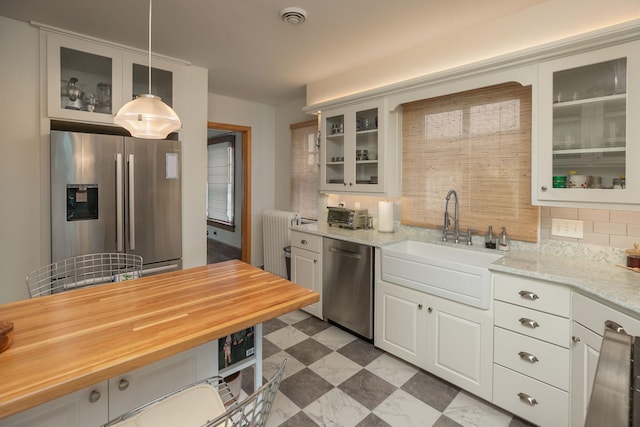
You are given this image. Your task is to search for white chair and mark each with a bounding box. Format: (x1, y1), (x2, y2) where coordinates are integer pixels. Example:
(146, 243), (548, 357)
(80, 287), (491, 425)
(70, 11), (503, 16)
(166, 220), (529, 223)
(26, 253), (143, 298)
(102, 359), (287, 427)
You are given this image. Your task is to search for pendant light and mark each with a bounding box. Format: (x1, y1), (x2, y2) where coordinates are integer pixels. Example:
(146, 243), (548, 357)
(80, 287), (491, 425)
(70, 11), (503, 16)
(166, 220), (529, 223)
(114, 0), (181, 139)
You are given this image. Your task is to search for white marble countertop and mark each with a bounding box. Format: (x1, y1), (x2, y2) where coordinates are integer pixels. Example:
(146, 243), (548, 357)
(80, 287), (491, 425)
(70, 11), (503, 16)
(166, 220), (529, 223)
(291, 222), (640, 318)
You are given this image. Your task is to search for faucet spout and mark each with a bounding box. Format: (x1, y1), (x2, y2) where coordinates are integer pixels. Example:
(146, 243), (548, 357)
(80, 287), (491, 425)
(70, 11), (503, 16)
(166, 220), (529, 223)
(443, 189), (460, 242)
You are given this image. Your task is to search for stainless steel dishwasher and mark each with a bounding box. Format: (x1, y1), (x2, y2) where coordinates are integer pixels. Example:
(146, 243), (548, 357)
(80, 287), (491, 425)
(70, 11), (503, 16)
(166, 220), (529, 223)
(323, 237), (373, 340)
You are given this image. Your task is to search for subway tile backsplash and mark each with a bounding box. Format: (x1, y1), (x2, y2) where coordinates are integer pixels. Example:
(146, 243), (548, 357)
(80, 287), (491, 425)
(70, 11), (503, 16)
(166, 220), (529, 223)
(541, 206), (640, 248)
(321, 194), (640, 250)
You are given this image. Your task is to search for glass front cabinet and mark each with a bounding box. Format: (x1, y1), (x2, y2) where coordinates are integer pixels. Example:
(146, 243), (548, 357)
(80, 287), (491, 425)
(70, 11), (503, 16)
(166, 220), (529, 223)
(46, 32), (184, 126)
(321, 100), (385, 193)
(536, 40), (640, 206)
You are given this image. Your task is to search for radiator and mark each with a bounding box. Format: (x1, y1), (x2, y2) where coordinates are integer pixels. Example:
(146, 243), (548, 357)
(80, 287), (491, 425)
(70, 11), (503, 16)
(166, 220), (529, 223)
(262, 210), (299, 278)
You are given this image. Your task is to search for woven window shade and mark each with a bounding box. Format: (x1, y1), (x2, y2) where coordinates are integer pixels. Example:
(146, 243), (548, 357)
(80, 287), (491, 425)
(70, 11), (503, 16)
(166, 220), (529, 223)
(290, 120), (319, 220)
(401, 83), (539, 242)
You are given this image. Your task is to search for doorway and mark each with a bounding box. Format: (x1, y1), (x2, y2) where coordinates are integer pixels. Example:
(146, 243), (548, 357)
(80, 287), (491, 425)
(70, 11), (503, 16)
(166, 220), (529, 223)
(206, 122), (251, 264)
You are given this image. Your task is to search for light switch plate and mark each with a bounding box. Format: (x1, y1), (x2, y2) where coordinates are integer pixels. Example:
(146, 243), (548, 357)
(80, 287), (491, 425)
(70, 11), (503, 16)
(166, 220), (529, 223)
(551, 218), (584, 239)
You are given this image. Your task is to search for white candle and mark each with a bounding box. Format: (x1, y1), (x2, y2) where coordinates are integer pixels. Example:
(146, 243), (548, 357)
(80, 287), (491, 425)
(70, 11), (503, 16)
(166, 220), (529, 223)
(378, 201), (394, 233)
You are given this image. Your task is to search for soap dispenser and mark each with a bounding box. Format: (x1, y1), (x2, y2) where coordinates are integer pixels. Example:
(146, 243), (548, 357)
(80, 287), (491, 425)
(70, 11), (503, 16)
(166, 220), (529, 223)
(485, 225), (496, 249)
(498, 227), (510, 251)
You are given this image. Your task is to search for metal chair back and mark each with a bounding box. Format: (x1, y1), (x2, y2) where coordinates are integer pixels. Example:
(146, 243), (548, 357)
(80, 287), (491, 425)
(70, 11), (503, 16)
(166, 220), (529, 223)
(102, 359), (287, 427)
(26, 253), (143, 298)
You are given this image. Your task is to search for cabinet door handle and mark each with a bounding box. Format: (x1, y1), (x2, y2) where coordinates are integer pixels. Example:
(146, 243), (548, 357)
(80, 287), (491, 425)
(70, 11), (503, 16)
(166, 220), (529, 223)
(428, 307), (433, 313)
(572, 336), (581, 343)
(518, 392), (538, 406)
(518, 318), (540, 329)
(518, 351), (539, 363)
(88, 390), (101, 403)
(301, 239), (308, 245)
(118, 378), (130, 391)
(518, 290), (539, 301)
(418, 304), (423, 310)
(541, 185), (548, 192)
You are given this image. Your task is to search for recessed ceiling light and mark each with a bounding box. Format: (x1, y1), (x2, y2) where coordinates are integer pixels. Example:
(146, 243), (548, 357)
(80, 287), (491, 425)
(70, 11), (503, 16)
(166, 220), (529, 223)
(280, 7), (307, 25)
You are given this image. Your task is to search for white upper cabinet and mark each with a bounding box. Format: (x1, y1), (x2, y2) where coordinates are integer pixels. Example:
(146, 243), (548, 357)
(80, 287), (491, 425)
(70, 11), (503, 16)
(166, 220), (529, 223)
(47, 32), (123, 124)
(536, 40), (640, 207)
(321, 99), (397, 195)
(46, 31), (185, 126)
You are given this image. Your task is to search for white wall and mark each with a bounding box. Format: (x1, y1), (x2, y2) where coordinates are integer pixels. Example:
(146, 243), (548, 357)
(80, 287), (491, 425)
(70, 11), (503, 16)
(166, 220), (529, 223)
(0, 17), (42, 303)
(207, 94), (276, 266)
(181, 65), (209, 269)
(306, 0), (640, 105)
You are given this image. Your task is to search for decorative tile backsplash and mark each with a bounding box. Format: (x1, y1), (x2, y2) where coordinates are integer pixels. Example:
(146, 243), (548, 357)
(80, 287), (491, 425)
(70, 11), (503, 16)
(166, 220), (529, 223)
(322, 193), (640, 252)
(541, 206), (640, 249)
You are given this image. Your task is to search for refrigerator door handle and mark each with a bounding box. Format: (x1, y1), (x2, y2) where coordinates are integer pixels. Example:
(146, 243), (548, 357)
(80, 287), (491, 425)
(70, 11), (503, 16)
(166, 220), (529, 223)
(128, 154), (136, 251)
(116, 153), (124, 252)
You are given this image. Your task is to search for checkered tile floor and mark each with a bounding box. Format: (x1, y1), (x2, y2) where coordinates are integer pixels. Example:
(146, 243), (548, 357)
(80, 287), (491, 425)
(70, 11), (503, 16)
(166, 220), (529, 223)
(239, 310), (536, 427)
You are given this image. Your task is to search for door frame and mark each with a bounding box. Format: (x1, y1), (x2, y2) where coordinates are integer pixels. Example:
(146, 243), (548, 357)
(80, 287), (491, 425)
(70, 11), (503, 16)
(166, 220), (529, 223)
(207, 122), (252, 263)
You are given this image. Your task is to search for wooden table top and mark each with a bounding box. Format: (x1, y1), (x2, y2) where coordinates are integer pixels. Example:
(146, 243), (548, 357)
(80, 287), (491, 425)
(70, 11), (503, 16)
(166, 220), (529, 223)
(0, 260), (319, 419)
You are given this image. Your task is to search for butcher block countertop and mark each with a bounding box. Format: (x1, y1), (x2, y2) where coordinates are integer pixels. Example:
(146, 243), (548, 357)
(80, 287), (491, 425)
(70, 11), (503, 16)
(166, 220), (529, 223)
(0, 260), (319, 419)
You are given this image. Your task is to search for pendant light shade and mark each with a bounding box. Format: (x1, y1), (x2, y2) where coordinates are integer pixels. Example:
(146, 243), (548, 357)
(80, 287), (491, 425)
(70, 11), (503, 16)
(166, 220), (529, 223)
(113, 0), (181, 139)
(114, 94), (181, 139)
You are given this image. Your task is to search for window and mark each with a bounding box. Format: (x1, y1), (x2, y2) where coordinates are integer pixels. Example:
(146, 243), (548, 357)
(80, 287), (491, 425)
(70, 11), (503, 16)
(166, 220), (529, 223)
(207, 134), (235, 228)
(401, 82), (539, 242)
(290, 120), (319, 220)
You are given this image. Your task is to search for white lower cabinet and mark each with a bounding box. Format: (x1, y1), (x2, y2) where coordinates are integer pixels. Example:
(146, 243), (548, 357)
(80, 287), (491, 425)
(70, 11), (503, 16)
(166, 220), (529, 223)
(375, 279), (493, 401)
(1, 342), (216, 427)
(291, 231), (322, 319)
(493, 273), (571, 427)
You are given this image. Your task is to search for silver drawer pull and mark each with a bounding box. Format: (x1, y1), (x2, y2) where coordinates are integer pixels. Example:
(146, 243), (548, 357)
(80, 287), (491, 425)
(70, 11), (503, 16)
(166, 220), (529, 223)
(518, 290), (539, 301)
(88, 390), (101, 403)
(604, 320), (626, 334)
(518, 351), (539, 363)
(518, 317), (540, 329)
(518, 392), (538, 406)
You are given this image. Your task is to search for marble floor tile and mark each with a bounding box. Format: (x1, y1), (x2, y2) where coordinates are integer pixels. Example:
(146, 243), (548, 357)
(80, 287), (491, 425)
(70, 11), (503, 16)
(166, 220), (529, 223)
(312, 324), (357, 351)
(285, 337), (333, 366)
(443, 391), (513, 427)
(401, 369), (459, 412)
(338, 338), (384, 366)
(355, 413), (392, 427)
(265, 325), (310, 350)
(308, 351), (363, 386)
(263, 317), (288, 335)
(338, 369), (397, 410)
(279, 367), (333, 408)
(365, 353), (418, 387)
(263, 350), (305, 380)
(304, 387), (371, 427)
(374, 388), (442, 427)
(266, 391), (301, 427)
(293, 316), (333, 336)
(278, 310), (311, 325)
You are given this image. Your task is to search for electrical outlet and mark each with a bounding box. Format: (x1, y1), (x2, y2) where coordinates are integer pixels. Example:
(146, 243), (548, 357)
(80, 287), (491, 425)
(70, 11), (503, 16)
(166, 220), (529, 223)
(551, 218), (584, 239)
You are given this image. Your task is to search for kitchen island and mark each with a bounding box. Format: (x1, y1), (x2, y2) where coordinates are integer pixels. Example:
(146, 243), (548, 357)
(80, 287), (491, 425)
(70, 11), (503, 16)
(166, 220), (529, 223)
(0, 260), (318, 420)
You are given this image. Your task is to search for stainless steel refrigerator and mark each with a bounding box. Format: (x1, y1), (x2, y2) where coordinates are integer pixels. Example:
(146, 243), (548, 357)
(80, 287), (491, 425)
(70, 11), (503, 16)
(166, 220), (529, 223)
(51, 130), (182, 275)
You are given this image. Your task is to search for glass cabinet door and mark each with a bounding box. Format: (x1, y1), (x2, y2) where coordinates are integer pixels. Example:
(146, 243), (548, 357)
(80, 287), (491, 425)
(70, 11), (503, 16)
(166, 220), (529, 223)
(324, 112), (345, 187)
(537, 40), (639, 206)
(46, 33), (123, 124)
(354, 107), (379, 187)
(552, 58), (626, 188)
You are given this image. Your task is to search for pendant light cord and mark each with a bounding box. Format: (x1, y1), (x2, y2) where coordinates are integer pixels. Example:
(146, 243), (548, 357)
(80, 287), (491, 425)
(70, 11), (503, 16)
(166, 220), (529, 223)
(148, 0), (152, 94)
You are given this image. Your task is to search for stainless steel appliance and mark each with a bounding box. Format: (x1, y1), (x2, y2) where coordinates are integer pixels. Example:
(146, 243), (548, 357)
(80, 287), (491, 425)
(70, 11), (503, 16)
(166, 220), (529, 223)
(322, 237), (373, 340)
(585, 326), (640, 427)
(326, 206), (368, 229)
(51, 130), (182, 275)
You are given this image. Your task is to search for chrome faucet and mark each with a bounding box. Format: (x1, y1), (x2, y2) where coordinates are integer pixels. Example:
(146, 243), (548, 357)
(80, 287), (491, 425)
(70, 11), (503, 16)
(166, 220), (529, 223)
(442, 189), (472, 245)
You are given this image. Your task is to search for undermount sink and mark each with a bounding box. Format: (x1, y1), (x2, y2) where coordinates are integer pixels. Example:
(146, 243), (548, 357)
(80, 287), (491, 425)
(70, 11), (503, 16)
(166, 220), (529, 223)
(381, 240), (503, 309)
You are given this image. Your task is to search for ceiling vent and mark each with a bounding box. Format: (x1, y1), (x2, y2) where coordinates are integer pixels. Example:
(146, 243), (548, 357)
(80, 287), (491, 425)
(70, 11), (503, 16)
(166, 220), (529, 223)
(280, 7), (307, 25)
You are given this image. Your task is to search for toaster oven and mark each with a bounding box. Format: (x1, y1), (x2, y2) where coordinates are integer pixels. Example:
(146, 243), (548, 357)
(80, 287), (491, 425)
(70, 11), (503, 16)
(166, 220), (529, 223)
(327, 206), (368, 229)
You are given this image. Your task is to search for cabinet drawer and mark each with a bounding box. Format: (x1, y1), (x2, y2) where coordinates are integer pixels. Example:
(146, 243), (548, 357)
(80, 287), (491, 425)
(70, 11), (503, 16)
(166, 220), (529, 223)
(494, 273), (570, 317)
(495, 301), (570, 348)
(573, 292), (640, 337)
(494, 327), (570, 391)
(291, 231), (322, 253)
(493, 364), (569, 427)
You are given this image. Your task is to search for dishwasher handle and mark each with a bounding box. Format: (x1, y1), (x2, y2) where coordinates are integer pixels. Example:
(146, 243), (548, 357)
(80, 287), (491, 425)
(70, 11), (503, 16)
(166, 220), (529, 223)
(327, 246), (363, 260)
